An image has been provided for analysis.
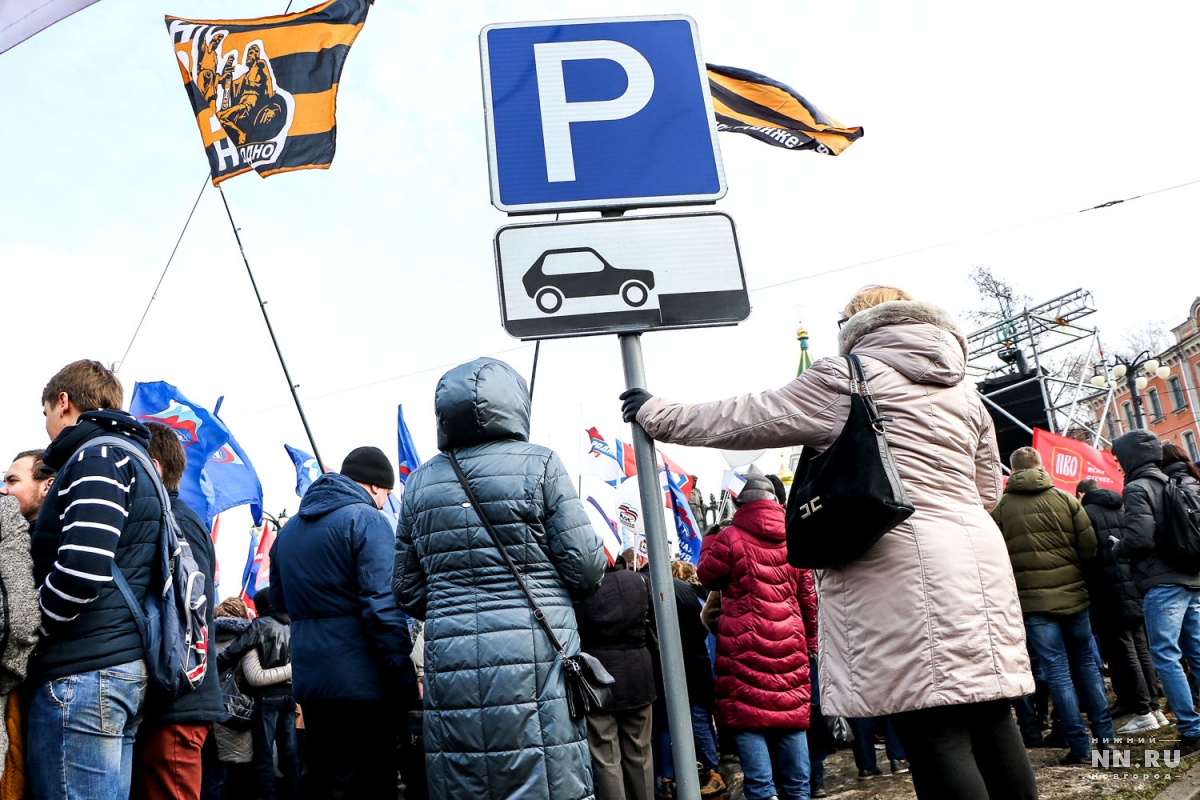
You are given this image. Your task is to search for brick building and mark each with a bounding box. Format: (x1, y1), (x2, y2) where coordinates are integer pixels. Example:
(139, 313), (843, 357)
(1091, 296), (1200, 459)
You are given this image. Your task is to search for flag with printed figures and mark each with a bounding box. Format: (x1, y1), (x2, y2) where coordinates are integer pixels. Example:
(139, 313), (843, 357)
(707, 64), (863, 155)
(166, 0), (369, 186)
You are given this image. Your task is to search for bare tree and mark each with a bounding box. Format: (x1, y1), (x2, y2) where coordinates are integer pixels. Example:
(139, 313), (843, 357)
(1113, 321), (1172, 361)
(965, 265), (1033, 326)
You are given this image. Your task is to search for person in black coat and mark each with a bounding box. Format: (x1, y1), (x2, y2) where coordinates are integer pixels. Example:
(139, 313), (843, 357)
(1077, 478), (1162, 732)
(134, 422), (226, 800)
(1113, 430), (1200, 754)
(575, 554), (657, 800)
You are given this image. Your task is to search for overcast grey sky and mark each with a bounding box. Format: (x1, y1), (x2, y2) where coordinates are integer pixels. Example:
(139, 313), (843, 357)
(3, 0), (1198, 589)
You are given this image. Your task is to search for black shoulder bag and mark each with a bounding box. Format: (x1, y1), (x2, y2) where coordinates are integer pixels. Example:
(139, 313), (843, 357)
(447, 451), (614, 719)
(785, 354), (915, 569)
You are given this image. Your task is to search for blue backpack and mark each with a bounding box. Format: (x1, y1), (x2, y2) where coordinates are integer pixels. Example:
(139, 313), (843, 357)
(83, 435), (210, 699)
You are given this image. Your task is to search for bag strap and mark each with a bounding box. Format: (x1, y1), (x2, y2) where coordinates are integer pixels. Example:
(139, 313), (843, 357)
(447, 451), (566, 657)
(844, 354), (892, 432)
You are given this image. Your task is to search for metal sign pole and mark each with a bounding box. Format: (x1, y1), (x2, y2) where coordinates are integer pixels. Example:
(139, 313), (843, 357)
(619, 332), (700, 800)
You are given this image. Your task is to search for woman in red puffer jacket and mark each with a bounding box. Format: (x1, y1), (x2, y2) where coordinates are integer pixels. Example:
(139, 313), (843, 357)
(698, 475), (817, 800)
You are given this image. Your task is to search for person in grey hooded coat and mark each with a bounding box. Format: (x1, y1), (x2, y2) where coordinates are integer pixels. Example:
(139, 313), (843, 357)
(394, 357), (607, 800)
(0, 494), (39, 783)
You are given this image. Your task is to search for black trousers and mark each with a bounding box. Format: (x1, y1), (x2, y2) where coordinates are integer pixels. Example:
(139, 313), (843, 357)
(1099, 621), (1160, 714)
(301, 699), (426, 800)
(890, 699), (1037, 800)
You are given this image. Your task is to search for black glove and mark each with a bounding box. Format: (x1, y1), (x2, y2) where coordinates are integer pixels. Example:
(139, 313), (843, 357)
(620, 388), (653, 423)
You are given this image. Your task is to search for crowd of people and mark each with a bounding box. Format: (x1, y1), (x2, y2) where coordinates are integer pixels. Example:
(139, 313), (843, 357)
(2, 284), (1200, 800)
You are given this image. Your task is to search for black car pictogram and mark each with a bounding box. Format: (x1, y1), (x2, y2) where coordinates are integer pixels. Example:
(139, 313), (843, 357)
(523, 248), (655, 314)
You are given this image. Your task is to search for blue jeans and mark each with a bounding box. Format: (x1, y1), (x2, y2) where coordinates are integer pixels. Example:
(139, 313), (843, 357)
(692, 706), (719, 772)
(1024, 611), (1114, 756)
(27, 659), (148, 800)
(734, 730), (810, 800)
(1143, 585), (1200, 738)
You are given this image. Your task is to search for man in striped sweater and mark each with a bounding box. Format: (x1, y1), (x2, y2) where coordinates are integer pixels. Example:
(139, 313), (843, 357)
(25, 360), (163, 800)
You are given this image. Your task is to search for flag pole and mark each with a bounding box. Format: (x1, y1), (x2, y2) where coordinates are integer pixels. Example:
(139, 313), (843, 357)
(218, 185), (326, 472)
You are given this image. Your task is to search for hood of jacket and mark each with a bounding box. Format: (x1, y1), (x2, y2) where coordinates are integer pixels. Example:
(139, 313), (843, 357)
(435, 358), (530, 451)
(43, 409), (151, 471)
(837, 300), (968, 387)
(214, 616), (252, 639)
(1005, 468), (1056, 494)
(297, 472), (375, 519)
(1113, 430), (1162, 475)
(1082, 488), (1123, 510)
(729, 499), (786, 543)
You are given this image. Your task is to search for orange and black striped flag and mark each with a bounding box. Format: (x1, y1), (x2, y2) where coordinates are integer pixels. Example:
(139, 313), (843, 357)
(707, 64), (863, 156)
(166, 0), (369, 186)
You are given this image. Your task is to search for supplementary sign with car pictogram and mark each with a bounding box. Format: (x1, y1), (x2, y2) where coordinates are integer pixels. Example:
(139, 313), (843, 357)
(479, 15), (726, 213)
(494, 213), (748, 339)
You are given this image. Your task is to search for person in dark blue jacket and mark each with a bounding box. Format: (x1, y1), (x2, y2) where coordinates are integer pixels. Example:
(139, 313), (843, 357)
(270, 446), (420, 800)
(135, 422), (226, 800)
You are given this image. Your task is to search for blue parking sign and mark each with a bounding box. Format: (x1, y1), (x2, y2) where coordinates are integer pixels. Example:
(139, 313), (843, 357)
(480, 16), (727, 213)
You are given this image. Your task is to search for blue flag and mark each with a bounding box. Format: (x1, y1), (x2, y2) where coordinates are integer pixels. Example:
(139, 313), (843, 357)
(397, 405), (422, 484)
(131, 381), (230, 524)
(203, 397), (263, 526)
(665, 469), (702, 565)
(240, 523), (260, 595)
(285, 444), (321, 497)
(131, 382), (264, 528)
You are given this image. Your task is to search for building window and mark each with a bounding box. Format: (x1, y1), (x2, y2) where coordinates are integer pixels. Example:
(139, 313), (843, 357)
(1185, 431), (1200, 462)
(1148, 388), (1164, 421)
(1170, 375), (1187, 410)
(1105, 411), (1118, 443)
(1124, 401), (1136, 431)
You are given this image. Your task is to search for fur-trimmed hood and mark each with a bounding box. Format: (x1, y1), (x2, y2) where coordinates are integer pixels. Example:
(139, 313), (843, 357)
(837, 299), (969, 387)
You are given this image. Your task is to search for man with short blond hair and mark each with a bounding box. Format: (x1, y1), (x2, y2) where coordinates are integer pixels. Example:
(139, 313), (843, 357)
(992, 444), (1114, 764)
(1, 449), (53, 523)
(27, 359), (164, 800)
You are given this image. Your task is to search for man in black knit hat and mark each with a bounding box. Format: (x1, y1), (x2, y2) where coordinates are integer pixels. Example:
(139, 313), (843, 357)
(270, 446), (422, 800)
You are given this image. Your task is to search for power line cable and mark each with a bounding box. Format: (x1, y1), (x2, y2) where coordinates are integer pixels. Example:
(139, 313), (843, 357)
(750, 176), (1200, 293)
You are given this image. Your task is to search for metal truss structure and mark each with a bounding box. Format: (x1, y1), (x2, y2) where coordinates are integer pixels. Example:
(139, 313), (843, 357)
(965, 288), (1115, 451)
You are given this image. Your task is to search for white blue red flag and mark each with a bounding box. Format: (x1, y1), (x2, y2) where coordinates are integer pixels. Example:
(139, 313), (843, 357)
(240, 520), (275, 610)
(585, 427), (636, 486)
(397, 405), (422, 484)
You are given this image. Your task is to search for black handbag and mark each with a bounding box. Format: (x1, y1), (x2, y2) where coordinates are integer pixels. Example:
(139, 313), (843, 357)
(785, 353), (914, 569)
(448, 451), (615, 719)
(220, 669), (254, 730)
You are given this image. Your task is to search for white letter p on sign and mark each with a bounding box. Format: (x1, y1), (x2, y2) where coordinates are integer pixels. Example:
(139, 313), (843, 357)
(533, 40), (654, 183)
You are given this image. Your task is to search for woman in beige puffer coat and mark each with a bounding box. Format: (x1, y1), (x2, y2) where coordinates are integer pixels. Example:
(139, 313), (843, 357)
(622, 287), (1037, 800)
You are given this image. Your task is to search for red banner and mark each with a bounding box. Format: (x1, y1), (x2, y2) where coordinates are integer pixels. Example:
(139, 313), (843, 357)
(1032, 429), (1123, 494)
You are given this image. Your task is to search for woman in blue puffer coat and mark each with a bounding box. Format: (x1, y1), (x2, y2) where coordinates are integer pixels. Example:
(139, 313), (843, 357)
(394, 358), (607, 800)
